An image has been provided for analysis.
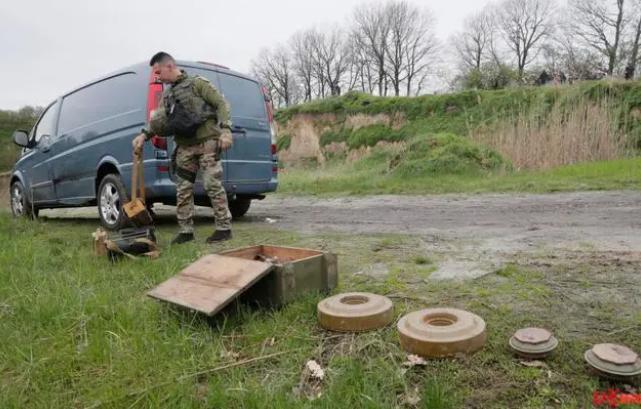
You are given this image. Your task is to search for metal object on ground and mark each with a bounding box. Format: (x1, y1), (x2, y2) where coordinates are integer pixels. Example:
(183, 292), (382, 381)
(220, 245), (338, 307)
(397, 308), (486, 358)
(584, 343), (641, 378)
(104, 227), (158, 261)
(148, 254), (274, 315)
(509, 327), (558, 359)
(317, 292), (393, 332)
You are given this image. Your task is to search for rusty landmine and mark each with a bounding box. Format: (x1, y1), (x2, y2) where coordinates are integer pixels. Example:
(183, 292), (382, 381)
(397, 308), (486, 358)
(584, 343), (641, 378)
(509, 327), (558, 359)
(317, 292), (394, 332)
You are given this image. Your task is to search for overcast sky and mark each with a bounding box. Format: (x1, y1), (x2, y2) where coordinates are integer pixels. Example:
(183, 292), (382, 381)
(0, 0), (491, 110)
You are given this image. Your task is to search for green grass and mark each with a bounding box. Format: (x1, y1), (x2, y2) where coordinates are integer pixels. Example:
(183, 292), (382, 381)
(320, 125), (409, 149)
(276, 81), (641, 148)
(274, 81), (641, 197)
(279, 156), (641, 196)
(1, 211), (638, 407)
(0, 108), (39, 172)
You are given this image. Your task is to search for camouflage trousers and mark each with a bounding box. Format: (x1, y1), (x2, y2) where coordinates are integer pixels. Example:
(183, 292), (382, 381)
(174, 139), (232, 233)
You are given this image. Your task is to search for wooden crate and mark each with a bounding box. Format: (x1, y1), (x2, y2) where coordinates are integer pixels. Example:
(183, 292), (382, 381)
(147, 254), (274, 316)
(220, 245), (338, 307)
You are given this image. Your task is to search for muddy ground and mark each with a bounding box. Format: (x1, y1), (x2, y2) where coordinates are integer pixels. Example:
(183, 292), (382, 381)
(24, 190), (641, 280)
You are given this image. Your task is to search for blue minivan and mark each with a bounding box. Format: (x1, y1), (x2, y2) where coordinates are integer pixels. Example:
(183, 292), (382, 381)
(9, 60), (278, 229)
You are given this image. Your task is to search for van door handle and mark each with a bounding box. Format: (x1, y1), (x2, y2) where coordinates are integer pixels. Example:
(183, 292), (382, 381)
(231, 126), (246, 135)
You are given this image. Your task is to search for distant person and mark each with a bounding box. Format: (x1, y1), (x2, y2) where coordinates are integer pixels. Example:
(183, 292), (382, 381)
(133, 52), (234, 244)
(536, 70), (551, 86)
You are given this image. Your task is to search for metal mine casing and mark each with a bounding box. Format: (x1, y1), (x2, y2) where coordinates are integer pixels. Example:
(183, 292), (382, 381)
(220, 245), (338, 307)
(397, 308), (487, 358)
(509, 327), (558, 359)
(584, 343), (641, 378)
(317, 292), (394, 332)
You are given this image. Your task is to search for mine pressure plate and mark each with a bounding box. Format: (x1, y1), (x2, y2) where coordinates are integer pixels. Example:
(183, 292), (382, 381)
(509, 327), (558, 359)
(584, 343), (641, 378)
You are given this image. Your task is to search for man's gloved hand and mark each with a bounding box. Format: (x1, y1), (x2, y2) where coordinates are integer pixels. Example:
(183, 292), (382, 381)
(219, 129), (233, 151)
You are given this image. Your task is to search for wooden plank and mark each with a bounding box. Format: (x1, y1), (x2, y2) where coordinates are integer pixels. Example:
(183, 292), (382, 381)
(263, 246), (322, 262)
(218, 246), (263, 261)
(147, 254), (273, 316)
(220, 245), (323, 263)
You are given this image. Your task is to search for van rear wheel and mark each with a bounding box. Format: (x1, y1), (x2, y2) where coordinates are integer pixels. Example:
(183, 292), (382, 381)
(229, 197), (251, 219)
(98, 174), (129, 230)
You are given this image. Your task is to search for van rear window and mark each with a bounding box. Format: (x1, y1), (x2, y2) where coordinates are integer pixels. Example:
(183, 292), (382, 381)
(183, 68), (266, 120)
(218, 73), (266, 120)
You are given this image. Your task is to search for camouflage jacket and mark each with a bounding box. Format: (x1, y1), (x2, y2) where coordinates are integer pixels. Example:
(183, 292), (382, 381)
(149, 70), (231, 146)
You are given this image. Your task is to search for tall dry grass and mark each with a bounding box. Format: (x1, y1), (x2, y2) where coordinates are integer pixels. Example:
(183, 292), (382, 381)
(470, 98), (630, 170)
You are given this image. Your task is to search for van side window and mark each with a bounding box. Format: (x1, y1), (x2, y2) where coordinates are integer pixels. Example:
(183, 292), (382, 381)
(217, 73), (266, 119)
(58, 73), (141, 135)
(33, 101), (59, 143)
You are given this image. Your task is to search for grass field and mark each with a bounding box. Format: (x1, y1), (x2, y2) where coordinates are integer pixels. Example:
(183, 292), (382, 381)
(278, 157), (641, 196)
(1, 211), (639, 408)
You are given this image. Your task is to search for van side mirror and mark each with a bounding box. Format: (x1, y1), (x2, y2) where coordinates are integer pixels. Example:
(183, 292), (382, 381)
(12, 130), (30, 147)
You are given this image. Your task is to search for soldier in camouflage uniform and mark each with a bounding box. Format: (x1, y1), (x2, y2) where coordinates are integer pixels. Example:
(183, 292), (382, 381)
(133, 52), (233, 244)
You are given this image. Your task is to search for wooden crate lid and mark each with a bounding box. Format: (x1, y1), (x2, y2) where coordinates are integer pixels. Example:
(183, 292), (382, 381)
(147, 254), (274, 316)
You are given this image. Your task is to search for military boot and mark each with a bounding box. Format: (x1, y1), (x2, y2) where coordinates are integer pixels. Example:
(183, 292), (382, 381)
(206, 230), (232, 243)
(171, 232), (194, 245)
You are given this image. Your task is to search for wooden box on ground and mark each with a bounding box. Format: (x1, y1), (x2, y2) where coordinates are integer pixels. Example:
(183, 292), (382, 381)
(220, 245), (338, 307)
(147, 245), (338, 315)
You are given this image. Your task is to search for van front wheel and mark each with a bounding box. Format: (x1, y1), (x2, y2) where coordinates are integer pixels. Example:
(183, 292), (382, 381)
(10, 181), (38, 219)
(229, 197), (251, 219)
(98, 174), (129, 230)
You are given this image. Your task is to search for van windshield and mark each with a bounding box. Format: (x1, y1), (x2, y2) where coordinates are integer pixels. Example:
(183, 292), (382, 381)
(181, 67), (266, 120)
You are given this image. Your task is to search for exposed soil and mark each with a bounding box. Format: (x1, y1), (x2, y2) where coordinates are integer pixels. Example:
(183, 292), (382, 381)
(26, 190), (641, 280)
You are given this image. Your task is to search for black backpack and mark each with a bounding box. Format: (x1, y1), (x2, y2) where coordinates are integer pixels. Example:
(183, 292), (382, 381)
(165, 93), (204, 137)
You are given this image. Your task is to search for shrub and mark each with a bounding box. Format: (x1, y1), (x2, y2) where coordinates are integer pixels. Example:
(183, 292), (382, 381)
(393, 133), (507, 176)
(276, 133), (291, 151)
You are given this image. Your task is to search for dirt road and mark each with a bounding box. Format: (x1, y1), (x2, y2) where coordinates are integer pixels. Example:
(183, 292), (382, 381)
(32, 190), (641, 279)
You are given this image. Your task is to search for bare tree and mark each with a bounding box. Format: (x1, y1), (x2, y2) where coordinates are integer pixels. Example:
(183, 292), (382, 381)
(384, 1), (412, 96)
(345, 35), (369, 92)
(250, 46), (296, 107)
(353, 3), (391, 95)
(625, 0), (641, 78)
(290, 30), (316, 101)
(497, 0), (556, 78)
(568, 0), (626, 76)
(402, 9), (439, 95)
(382, 1), (438, 96)
(311, 27), (351, 96)
(454, 9), (494, 71)
(351, 28), (377, 93)
(553, 26), (605, 80)
(303, 29), (329, 98)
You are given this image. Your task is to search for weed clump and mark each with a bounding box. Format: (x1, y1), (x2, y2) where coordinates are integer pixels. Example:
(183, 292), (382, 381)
(392, 133), (508, 176)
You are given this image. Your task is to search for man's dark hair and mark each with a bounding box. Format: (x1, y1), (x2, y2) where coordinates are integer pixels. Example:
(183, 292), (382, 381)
(149, 52), (174, 66)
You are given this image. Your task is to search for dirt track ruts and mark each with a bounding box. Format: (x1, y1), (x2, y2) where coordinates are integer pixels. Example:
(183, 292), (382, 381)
(30, 190), (641, 279)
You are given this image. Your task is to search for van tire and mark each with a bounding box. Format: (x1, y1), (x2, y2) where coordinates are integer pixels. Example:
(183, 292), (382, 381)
(229, 197), (251, 219)
(97, 174), (129, 231)
(10, 181), (38, 219)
